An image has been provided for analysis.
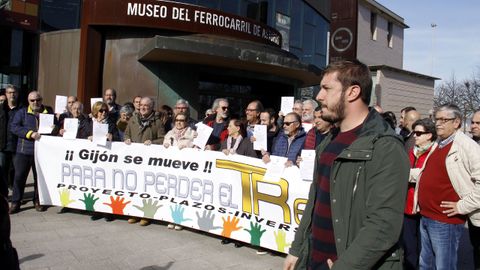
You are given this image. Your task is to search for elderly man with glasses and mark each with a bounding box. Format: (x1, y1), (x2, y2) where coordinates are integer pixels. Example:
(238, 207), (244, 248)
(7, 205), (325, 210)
(263, 112), (306, 167)
(412, 103), (480, 270)
(9, 91), (57, 214)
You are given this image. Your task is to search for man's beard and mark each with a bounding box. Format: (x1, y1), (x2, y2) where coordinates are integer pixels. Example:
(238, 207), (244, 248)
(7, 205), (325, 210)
(302, 114), (313, 122)
(320, 92), (345, 124)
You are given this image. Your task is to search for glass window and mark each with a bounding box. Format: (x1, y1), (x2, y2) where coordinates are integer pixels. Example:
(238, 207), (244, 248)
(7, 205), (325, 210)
(387, 21), (393, 48)
(220, 0), (239, 14)
(370, 12), (377, 40)
(40, 0), (81, 31)
(276, 0), (289, 15)
(302, 24), (314, 63)
(198, 0), (219, 9)
(304, 3), (316, 25)
(289, 2), (302, 48)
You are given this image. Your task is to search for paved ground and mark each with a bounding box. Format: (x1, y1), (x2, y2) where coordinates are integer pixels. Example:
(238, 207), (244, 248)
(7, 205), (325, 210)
(9, 184), (285, 270)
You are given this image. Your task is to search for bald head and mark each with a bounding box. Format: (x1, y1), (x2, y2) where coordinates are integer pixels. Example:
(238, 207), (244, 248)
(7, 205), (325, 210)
(404, 110), (420, 132)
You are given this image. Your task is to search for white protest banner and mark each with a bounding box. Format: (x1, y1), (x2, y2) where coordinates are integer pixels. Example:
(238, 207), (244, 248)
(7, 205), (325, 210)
(35, 136), (310, 253)
(280, 96), (294, 114)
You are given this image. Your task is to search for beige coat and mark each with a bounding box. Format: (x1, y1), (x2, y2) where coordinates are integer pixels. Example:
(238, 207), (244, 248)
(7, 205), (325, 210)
(414, 130), (480, 225)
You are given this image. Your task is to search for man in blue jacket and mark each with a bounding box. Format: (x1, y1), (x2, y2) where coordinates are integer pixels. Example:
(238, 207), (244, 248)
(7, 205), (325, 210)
(9, 91), (56, 214)
(263, 112), (306, 167)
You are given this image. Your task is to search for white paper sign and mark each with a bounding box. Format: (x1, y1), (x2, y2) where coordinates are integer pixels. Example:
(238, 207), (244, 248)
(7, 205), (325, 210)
(253, 125), (267, 151)
(280, 96), (294, 114)
(63, 118), (79, 140)
(90, 97), (103, 109)
(263, 155), (288, 181)
(93, 122), (108, 146)
(300, 150), (316, 181)
(302, 123), (313, 133)
(193, 123), (213, 149)
(55, 95), (68, 114)
(38, 113), (54, 134)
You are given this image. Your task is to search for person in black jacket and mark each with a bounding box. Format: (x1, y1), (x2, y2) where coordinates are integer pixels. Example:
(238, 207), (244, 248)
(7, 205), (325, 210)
(0, 193), (19, 270)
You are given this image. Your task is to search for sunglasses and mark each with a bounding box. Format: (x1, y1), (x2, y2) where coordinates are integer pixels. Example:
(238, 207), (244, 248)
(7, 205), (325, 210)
(413, 131), (430, 136)
(221, 106), (229, 111)
(283, 121), (298, 126)
(99, 109), (108, 113)
(29, 98), (42, 102)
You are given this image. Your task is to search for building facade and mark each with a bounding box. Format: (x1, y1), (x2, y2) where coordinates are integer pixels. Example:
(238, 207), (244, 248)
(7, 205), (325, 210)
(330, 0), (437, 118)
(34, 0), (330, 118)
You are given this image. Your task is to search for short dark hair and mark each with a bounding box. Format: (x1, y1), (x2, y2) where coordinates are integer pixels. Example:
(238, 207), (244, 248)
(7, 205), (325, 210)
(401, 106), (416, 114)
(230, 118), (247, 138)
(382, 111), (397, 129)
(262, 108), (277, 121)
(322, 59), (372, 105)
(412, 118), (437, 142)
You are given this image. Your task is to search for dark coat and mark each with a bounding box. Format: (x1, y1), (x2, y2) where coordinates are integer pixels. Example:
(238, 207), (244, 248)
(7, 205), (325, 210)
(0, 104), (19, 152)
(10, 106), (57, 155)
(271, 128), (306, 162)
(124, 112), (165, 144)
(290, 109), (409, 270)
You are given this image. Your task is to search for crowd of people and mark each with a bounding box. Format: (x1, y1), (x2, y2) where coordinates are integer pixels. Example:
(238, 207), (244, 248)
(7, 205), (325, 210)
(1, 59), (480, 269)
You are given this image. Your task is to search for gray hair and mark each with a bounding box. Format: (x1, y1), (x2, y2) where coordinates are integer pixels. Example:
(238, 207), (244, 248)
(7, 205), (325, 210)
(302, 99), (318, 109)
(5, 84), (17, 91)
(141, 97), (155, 109)
(73, 101), (84, 112)
(120, 104), (134, 116)
(212, 98), (228, 111)
(176, 99), (190, 107)
(434, 103), (463, 127)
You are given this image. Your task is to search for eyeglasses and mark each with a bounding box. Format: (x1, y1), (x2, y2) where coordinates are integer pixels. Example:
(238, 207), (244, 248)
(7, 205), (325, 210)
(283, 121), (298, 126)
(98, 109), (108, 113)
(413, 131), (430, 136)
(434, 118), (456, 124)
(29, 98), (42, 102)
(221, 106), (229, 111)
(175, 106), (188, 110)
(471, 121), (480, 125)
(175, 119), (186, 122)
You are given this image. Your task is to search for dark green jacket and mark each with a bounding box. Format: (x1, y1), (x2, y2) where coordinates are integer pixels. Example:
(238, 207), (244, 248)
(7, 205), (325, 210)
(290, 109), (409, 270)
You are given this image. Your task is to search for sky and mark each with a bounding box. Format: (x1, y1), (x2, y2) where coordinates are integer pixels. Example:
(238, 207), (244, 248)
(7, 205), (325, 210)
(375, 1), (480, 85)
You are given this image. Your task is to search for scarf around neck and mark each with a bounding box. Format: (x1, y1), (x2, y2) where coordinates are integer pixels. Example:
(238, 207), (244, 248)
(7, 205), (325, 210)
(227, 135), (243, 154)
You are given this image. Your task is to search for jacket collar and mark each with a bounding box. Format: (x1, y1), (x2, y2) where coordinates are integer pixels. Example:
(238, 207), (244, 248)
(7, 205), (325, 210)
(27, 106), (48, 114)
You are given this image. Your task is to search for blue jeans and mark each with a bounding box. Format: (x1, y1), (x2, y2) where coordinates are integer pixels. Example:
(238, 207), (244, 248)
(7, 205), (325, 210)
(419, 216), (464, 270)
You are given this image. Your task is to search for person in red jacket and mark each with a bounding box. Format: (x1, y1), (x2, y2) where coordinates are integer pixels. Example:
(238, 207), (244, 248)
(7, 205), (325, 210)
(402, 118), (436, 269)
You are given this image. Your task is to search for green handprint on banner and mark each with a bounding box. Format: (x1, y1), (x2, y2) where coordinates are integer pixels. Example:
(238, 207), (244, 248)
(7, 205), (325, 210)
(196, 210), (222, 231)
(170, 205), (192, 225)
(58, 188), (75, 207)
(133, 199), (162, 219)
(274, 229), (291, 252)
(244, 222), (266, 246)
(79, 193), (99, 212)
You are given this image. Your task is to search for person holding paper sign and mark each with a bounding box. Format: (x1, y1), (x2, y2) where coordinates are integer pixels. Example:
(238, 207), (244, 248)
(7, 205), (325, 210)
(58, 96), (77, 127)
(245, 100), (263, 138)
(220, 118), (257, 158)
(301, 99), (318, 124)
(59, 101), (90, 139)
(9, 91), (57, 213)
(87, 102), (119, 142)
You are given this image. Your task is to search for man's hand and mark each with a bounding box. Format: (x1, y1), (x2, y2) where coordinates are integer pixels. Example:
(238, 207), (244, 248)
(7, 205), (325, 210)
(144, 140), (152, 146)
(124, 139), (132, 145)
(31, 132), (41, 140)
(262, 153), (271, 164)
(327, 259), (334, 269)
(440, 201), (460, 217)
(285, 160), (294, 167)
(283, 254), (298, 270)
